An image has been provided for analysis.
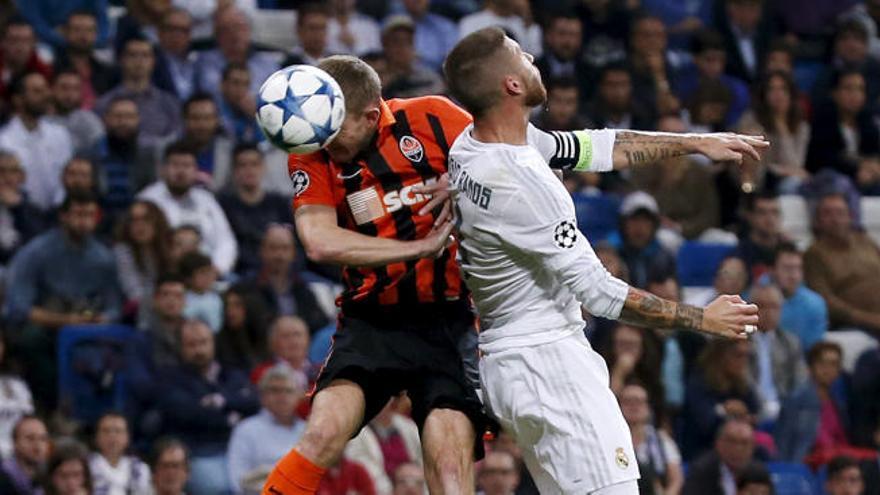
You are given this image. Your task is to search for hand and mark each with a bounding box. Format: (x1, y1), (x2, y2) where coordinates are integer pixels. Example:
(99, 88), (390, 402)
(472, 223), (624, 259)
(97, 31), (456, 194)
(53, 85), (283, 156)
(413, 173), (452, 227)
(416, 218), (454, 259)
(701, 294), (759, 339)
(694, 133), (769, 164)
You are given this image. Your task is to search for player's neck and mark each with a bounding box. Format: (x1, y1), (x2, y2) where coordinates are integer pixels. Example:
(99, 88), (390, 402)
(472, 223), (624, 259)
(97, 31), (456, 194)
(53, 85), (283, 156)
(472, 104), (530, 145)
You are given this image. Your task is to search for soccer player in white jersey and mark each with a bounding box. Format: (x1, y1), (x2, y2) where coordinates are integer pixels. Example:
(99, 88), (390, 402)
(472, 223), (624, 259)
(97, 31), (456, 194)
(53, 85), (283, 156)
(442, 27), (767, 495)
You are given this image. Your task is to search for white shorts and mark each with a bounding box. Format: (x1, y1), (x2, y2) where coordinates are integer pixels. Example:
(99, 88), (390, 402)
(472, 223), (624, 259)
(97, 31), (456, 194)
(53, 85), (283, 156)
(480, 331), (640, 494)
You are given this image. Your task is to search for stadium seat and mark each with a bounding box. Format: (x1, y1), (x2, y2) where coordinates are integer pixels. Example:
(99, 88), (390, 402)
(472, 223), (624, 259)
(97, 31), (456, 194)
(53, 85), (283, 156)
(766, 462), (819, 495)
(676, 242), (735, 287)
(861, 197), (880, 247)
(57, 325), (135, 425)
(571, 193), (621, 243)
(779, 195), (812, 251)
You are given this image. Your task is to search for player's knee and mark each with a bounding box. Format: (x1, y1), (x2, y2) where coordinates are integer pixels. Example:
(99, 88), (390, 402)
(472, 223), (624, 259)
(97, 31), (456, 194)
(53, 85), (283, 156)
(297, 419), (348, 464)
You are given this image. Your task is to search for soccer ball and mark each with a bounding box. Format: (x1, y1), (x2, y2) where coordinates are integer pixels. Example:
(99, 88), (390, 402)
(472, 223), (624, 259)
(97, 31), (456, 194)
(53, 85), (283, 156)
(255, 65), (346, 154)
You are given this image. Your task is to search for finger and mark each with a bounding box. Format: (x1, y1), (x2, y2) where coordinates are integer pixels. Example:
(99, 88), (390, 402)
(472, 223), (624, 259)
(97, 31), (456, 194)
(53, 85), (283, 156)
(729, 294), (746, 304)
(738, 141), (762, 161)
(412, 182), (440, 195)
(433, 201), (451, 227)
(737, 314), (760, 326)
(419, 194), (446, 216)
(735, 303), (759, 315)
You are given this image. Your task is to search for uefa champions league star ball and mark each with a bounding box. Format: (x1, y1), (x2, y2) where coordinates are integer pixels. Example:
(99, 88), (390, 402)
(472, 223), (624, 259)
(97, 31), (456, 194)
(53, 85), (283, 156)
(256, 65), (346, 154)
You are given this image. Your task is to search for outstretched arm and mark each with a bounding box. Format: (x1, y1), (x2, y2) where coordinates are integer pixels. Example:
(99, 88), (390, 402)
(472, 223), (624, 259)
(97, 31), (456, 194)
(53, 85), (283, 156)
(612, 130), (769, 169)
(619, 288), (757, 338)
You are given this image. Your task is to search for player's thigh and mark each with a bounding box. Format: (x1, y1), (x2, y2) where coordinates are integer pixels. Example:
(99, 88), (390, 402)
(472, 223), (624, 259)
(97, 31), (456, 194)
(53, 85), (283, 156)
(299, 379), (366, 456)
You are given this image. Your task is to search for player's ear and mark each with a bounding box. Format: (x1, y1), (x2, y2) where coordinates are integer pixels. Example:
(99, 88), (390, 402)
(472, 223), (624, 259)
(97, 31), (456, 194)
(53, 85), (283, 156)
(504, 75), (523, 97)
(363, 106), (381, 127)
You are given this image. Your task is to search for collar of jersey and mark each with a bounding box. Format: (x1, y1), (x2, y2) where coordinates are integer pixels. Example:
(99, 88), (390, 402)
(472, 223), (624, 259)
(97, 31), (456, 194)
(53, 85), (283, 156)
(377, 99), (396, 130)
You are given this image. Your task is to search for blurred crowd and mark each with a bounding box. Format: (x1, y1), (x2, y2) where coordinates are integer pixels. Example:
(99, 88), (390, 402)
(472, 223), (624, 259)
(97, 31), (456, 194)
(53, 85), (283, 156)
(0, 0), (878, 494)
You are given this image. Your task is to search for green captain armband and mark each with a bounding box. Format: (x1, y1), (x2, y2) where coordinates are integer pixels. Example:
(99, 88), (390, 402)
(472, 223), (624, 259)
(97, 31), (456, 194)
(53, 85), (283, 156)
(572, 130), (593, 172)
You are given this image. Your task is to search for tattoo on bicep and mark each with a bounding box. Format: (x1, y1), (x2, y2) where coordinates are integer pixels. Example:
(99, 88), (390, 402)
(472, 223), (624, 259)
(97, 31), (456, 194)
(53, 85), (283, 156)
(619, 288), (703, 330)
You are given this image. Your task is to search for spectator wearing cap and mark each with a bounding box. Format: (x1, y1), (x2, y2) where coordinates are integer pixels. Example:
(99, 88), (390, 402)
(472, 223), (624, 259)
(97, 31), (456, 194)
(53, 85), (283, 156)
(0, 416), (49, 495)
(396, 0), (458, 72)
(177, 93), (234, 191)
(678, 29), (750, 128)
(586, 63), (655, 133)
(227, 364), (306, 494)
(682, 419), (762, 495)
(218, 64), (263, 145)
(327, 0), (381, 56)
(0, 151), (46, 268)
(153, 8), (197, 102)
(825, 455), (865, 495)
(4, 192), (121, 411)
(534, 14), (591, 105)
(0, 18), (53, 109)
(49, 70), (105, 155)
(281, 3), (334, 68)
(458, 0), (542, 58)
(380, 15), (444, 99)
(607, 191), (676, 289)
(195, 7), (280, 102)
(51, 10), (118, 109)
(804, 192), (880, 335)
(218, 144), (293, 275)
(734, 190), (785, 282)
(531, 77), (588, 132)
(96, 37), (182, 142)
(716, 0), (775, 84)
(0, 71), (74, 211)
(148, 438), (189, 495)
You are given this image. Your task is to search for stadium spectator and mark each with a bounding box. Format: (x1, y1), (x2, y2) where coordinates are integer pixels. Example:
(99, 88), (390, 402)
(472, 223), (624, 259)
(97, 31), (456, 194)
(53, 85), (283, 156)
(804, 192), (880, 334)
(148, 438), (189, 495)
(178, 93), (234, 191)
(825, 455), (865, 495)
(644, 274), (687, 412)
(218, 144), (293, 275)
(139, 142), (238, 275)
(216, 285), (270, 372)
(604, 323), (665, 419)
(51, 11), (117, 109)
(0, 18), (53, 109)
(345, 397), (422, 494)
(733, 463), (773, 495)
(747, 283), (808, 422)
(775, 342), (851, 462)
(49, 70), (105, 155)
(88, 413), (151, 494)
(717, 0), (774, 83)
(391, 462), (427, 495)
(327, 0), (381, 56)
(114, 0), (171, 54)
(763, 242), (828, 351)
(96, 37), (182, 141)
(806, 69), (880, 194)
(641, 0), (713, 49)
(610, 191), (677, 289)
(476, 450), (519, 495)
(113, 200), (173, 327)
(575, 0), (630, 69)
(169, 224), (201, 266)
(399, 0), (458, 71)
(195, 6), (278, 100)
(179, 251), (222, 333)
(586, 62), (654, 131)
(679, 29), (750, 128)
(687, 78), (734, 133)
(619, 383), (684, 495)
(458, 0), (542, 58)
(760, 38), (795, 76)
(488, 430), (539, 495)
(380, 16), (444, 99)
(630, 114), (721, 239)
(316, 456), (376, 495)
(90, 97), (161, 216)
(0, 71), (74, 211)
(0, 152), (46, 267)
(17, 2), (108, 50)
(244, 224), (329, 332)
(627, 14), (683, 119)
(813, 19), (880, 109)
(0, 330), (33, 460)
(682, 340), (760, 459)
(4, 191), (120, 411)
(42, 440), (92, 495)
(737, 70), (810, 194)
(158, 319), (259, 494)
(0, 416), (49, 495)
(531, 77), (587, 132)
(218, 64), (262, 145)
(251, 316), (313, 394)
(282, 3), (333, 67)
(57, 157), (97, 203)
(153, 8), (197, 101)
(735, 190), (784, 281)
(682, 419), (760, 495)
(534, 14), (590, 102)
(227, 364), (306, 494)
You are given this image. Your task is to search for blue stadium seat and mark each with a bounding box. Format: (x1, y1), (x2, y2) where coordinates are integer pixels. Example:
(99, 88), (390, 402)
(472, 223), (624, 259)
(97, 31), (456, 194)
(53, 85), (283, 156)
(767, 462), (819, 495)
(572, 193), (621, 243)
(676, 242), (736, 287)
(57, 324), (135, 425)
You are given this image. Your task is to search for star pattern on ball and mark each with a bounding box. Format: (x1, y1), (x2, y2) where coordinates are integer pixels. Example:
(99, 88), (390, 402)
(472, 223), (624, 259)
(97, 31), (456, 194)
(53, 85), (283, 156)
(553, 220), (578, 249)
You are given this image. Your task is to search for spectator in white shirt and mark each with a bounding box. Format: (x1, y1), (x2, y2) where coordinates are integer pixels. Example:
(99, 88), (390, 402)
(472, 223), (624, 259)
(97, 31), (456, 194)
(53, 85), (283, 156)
(327, 0), (381, 56)
(0, 330), (33, 460)
(88, 413), (152, 495)
(139, 141), (238, 275)
(458, 0), (542, 58)
(0, 71), (74, 211)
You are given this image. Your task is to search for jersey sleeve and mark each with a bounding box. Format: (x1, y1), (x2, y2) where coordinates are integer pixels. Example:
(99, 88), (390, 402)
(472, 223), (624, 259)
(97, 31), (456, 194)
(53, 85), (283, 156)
(526, 124), (616, 172)
(492, 161), (629, 319)
(288, 153), (336, 209)
(423, 96), (473, 148)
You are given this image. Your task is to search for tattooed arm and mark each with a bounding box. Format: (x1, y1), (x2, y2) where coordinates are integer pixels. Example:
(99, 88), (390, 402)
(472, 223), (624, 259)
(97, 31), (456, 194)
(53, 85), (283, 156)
(618, 287), (758, 339)
(611, 130), (769, 170)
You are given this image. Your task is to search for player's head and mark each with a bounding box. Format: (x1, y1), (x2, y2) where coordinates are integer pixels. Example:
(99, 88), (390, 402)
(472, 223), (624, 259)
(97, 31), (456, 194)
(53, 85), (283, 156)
(444, 27), (545, 119)
(318, 55), (382, 163)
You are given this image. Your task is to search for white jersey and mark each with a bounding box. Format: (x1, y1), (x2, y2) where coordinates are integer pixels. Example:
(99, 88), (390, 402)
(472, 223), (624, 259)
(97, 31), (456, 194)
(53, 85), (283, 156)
(449, 125), (629, 350)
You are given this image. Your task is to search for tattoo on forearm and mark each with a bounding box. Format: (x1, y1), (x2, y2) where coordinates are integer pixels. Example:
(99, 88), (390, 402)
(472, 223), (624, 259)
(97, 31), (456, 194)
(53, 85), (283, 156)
(619, 288), (704, 330)
(616, 131), (692, 167)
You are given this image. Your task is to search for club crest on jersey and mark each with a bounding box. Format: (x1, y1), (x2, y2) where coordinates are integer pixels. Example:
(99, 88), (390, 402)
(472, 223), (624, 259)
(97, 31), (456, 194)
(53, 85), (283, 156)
(290, 170), (310, 197)
(615, 447), (630, 469)
(399, 135), (424, 162)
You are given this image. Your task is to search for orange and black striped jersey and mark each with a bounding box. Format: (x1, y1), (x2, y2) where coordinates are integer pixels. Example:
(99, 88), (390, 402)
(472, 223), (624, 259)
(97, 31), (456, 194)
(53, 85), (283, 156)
(289, 96), (471, 309)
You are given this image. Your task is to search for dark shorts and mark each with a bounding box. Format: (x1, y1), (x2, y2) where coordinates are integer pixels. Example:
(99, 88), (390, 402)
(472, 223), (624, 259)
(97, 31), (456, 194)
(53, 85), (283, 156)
(314, 301), (490, 457)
